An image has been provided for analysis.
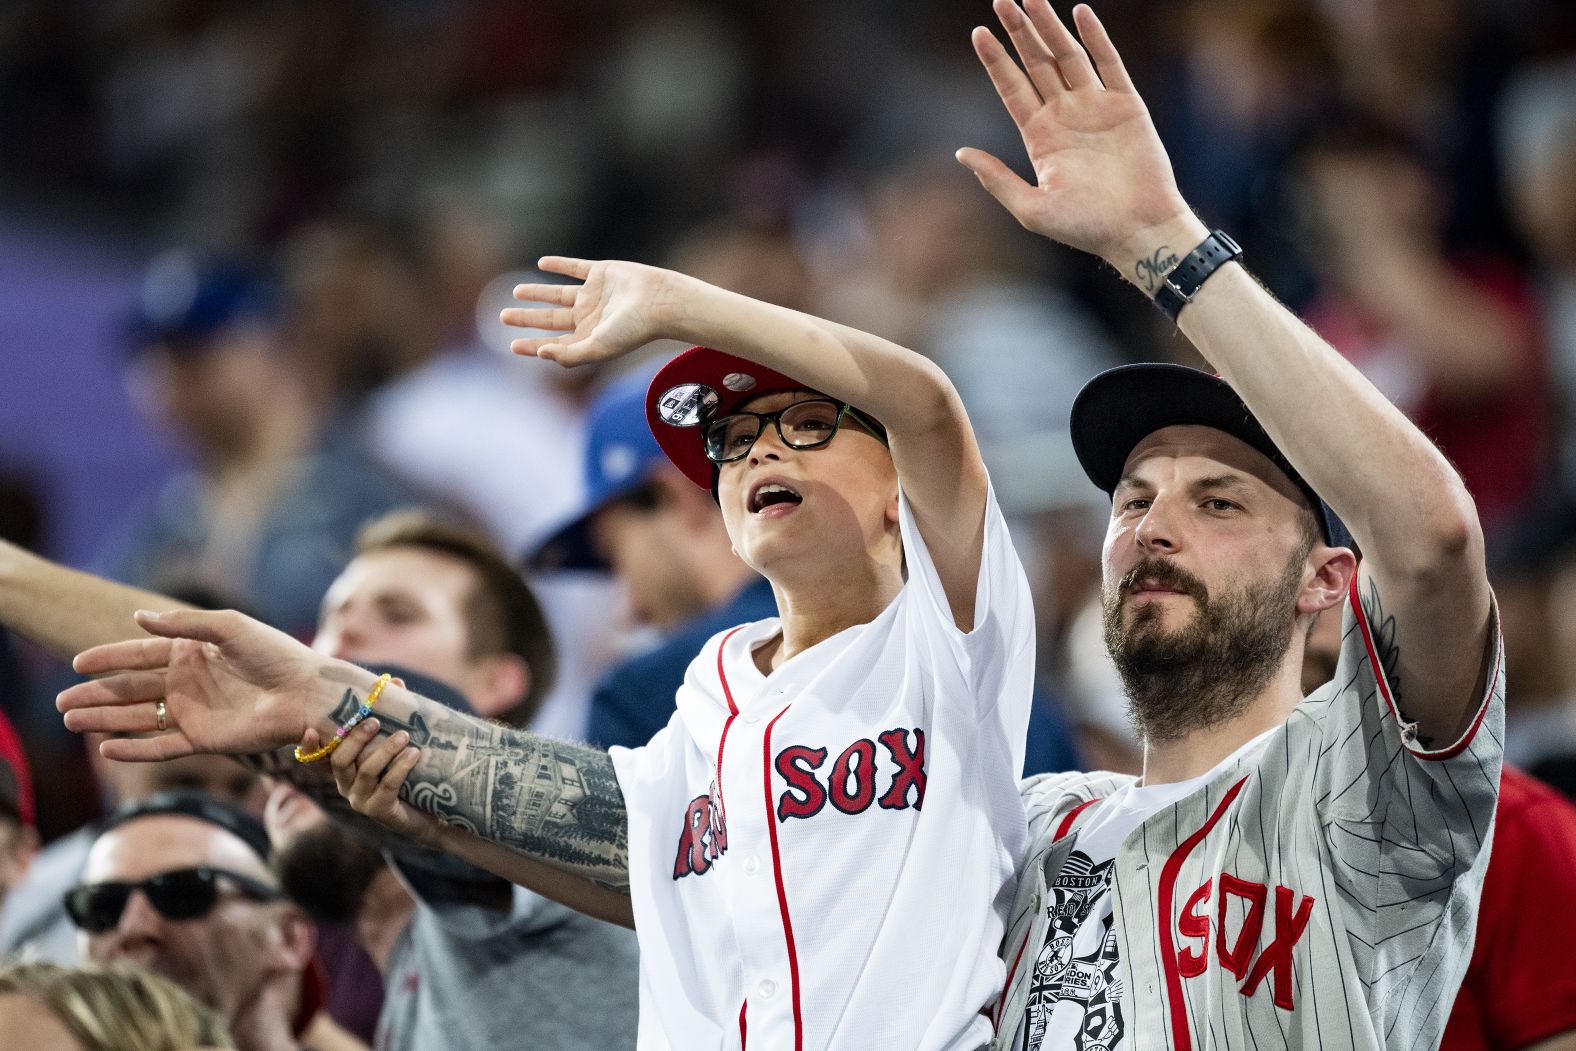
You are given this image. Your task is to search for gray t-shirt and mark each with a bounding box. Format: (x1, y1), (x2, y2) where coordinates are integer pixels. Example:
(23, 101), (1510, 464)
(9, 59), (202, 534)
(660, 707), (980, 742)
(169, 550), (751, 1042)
(376, 861), (640, 1051)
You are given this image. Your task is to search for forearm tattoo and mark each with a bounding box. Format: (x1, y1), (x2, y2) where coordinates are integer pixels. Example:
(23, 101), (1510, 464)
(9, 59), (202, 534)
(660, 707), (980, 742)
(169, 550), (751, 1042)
(328, 690), (631, 892)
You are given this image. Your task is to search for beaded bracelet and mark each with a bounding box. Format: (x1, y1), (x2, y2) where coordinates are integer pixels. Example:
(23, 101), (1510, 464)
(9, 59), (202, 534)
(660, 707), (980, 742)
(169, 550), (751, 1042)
(294, 673), (393, 764)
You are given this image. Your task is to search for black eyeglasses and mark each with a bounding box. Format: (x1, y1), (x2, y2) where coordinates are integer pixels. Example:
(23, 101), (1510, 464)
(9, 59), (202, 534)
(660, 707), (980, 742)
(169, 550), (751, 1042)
(702, 398), (887, 464)
(64, 866), (282, 933)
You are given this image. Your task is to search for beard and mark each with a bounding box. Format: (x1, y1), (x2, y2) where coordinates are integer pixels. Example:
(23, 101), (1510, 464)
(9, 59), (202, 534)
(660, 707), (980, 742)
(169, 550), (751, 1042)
(1102, 552), (1305, 744)
(273, 819), (387, 925)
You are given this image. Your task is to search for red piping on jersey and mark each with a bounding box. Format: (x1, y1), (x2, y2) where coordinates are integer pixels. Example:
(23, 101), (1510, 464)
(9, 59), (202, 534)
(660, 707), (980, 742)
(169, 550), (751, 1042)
(1054, 798), (1102, 842)
(993, 796), (1105, 1028)
(714, 626), (747, 821)
(763, 704), (805, 1051)
(1157, 776), (1249, 1051)
(739, 999), (747, 1048)
(1349, 574), (1498, 762)
(994, 930), (1030, 1029)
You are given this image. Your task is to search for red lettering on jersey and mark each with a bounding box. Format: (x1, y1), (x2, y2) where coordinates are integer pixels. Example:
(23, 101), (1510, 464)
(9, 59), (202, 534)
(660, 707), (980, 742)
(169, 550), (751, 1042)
(774, 729), (929, 823)
(877, 728), (926, 811)
(775, 746), (828, 821)
(673, 793), (728, 879)
(1174, 872), (1317, 1011)
(1216, 875), (1267, 980)
(1240, 884), (1316, 1010)
(829, 739), (877, 815)
(1177, 878), (1213, 978)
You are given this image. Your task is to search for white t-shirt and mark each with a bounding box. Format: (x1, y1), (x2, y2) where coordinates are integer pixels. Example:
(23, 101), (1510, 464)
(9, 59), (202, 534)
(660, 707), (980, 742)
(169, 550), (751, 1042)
(610, 485), (1035, 1051)
(1014, 731), (1276, 1051)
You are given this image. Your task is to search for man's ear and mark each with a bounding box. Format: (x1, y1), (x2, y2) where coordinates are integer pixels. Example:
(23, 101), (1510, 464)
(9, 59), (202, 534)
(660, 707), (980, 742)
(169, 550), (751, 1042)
(465, 653), (532, 721)
(1299, 546), (1359, 616)
(274, 904), (317, 972)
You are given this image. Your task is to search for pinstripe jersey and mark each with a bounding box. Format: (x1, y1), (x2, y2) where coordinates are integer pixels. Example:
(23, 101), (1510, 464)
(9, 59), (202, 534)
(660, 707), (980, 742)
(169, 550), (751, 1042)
(993, 577), (1505, 1051)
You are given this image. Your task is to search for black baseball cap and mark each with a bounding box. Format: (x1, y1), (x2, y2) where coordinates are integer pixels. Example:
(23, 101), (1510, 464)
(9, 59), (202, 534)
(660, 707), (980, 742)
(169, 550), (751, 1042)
(1069, 363), (1353, 549)
(104, 790), (272, 861)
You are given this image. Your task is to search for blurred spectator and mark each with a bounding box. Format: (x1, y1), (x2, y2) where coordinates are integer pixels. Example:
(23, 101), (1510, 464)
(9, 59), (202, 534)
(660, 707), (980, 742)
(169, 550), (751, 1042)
(0, 960), (234, 1051)
(533, 368), (774, 750)
(1295, 124), (1550, 541)
(0, 510), (638, 1045)
(353, 204), (622, 741)
(1499, 55), (1576, 490)
(69, 791), (358, 1051)
(0, 709), (36, 913)
(1159, 0), (1341, 305)
(817, 161), (1121, 460)
(99, 250), (417, 638)
(1320, 0), (1525, 257)
(267, 760), (639, 1050)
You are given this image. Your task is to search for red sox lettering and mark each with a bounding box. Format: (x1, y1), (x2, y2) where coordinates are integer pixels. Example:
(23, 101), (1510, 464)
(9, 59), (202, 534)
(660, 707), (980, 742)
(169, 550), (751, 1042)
(1176, 874), (1317, 1011)
(775, 727), (927, 822)
(672, 782), (728, 879)
(671, 727), (928, 879)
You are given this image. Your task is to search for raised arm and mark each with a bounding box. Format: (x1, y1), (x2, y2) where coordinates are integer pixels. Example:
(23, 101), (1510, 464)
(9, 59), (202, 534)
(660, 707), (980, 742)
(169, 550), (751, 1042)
(503, 258), (990, 628)
(958, 0), (1491, 744)
(0, 539), (194, 661)
(56, 608), (632, 919)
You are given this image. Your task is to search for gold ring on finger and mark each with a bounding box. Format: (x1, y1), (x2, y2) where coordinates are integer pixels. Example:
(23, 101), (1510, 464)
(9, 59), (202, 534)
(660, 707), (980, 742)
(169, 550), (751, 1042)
(155, 700), (168, 733)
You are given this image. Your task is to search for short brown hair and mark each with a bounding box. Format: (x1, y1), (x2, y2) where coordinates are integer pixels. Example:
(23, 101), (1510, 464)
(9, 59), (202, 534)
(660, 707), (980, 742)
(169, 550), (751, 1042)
(0, 961), (233, 1051)
(354, 510), (557, 725)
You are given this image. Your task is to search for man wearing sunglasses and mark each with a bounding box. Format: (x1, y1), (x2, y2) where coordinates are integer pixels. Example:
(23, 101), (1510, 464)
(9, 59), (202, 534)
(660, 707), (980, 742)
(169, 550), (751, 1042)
(69, 791), (321, 1051)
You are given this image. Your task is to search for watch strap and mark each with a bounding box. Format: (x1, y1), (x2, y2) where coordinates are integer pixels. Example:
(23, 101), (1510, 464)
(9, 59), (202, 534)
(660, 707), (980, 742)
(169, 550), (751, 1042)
(1152, 230), (1243, 321)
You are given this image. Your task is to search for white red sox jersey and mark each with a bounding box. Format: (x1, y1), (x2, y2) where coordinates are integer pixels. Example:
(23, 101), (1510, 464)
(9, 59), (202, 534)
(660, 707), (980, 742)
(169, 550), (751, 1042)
(609, 485), (1035, 1051)
(992, 577), (1505, 1051)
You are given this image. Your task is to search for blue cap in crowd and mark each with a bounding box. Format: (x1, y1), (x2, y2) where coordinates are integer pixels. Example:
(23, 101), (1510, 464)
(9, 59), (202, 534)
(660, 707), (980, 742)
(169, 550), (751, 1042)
(126, 250), (281, 354)
(531, 366), (667, 571)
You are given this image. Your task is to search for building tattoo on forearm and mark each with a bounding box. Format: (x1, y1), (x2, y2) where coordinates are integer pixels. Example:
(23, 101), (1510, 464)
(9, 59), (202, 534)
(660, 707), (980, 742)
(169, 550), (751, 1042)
(335, 691), (631, 891)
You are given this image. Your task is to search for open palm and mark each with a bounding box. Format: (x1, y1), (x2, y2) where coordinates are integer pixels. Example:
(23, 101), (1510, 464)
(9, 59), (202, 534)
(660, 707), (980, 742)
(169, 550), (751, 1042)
(958, 1), (1191, 262)
(502, 256), (688, 367)
(57, 609), (325, 762)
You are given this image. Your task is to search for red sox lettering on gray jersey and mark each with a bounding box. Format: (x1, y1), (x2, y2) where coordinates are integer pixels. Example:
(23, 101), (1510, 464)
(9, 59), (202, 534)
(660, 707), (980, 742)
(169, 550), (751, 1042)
(995, 576), (1505, 1050)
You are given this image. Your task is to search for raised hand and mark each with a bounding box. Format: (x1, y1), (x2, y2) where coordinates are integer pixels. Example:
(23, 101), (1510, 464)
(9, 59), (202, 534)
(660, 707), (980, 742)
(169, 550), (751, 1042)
(57, 608), (326, 762)
(957, 0), (1195, 268)
(501, 256), (691, 367)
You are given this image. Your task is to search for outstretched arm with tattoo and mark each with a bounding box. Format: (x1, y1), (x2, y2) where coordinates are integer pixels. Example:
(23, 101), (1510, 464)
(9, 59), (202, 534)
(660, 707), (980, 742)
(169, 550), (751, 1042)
(56, 608), (633, 922)
(958, 0), (1491, 743)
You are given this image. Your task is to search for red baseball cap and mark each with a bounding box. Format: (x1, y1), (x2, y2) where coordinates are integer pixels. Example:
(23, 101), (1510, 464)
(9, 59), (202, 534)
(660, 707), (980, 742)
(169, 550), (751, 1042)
(645, 347), (818, 490)
(0, 709), (35, 827)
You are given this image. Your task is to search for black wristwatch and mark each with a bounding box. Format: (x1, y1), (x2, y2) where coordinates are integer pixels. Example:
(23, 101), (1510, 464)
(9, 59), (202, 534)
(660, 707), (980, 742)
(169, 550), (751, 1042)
(1152, 230), (1242, 322)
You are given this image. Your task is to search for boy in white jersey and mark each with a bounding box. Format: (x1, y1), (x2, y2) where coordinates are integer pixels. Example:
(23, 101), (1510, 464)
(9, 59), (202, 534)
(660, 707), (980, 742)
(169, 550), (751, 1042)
(57, 255), (1036, 1049)
(949, 3), (1502, 1049)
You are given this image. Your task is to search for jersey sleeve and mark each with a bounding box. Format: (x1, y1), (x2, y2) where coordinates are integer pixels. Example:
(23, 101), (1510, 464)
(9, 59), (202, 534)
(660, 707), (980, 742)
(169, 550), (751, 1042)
(1307, 574), (1504, 1005)
(895, 477), (1036, 678)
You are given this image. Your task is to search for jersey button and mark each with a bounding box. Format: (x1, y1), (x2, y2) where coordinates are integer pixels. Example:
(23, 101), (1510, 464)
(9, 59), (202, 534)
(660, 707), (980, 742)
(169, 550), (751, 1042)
(757, 979), (776, 999)
(742, 854), (761, 875)
(743, 711), (761, 724)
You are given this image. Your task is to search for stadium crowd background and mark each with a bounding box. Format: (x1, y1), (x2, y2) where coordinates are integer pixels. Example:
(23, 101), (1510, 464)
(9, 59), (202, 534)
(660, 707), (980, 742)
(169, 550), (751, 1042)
(0, 0), (1573, 943)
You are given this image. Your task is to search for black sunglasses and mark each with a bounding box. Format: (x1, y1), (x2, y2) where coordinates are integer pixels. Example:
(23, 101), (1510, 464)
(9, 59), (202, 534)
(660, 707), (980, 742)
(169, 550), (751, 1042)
(702, 398), (888, 464)
(64, 866), (282, 933)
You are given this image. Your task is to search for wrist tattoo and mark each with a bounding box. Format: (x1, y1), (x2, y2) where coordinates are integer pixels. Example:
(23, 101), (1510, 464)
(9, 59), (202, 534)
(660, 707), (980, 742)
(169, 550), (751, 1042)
(329, 688), (431, 745)
(1134, 245), (1180, 293)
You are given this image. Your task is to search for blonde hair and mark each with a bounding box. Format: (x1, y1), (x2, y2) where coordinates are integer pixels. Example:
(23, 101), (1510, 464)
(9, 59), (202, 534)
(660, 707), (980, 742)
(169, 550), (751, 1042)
(0, 961), (233, 1050)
